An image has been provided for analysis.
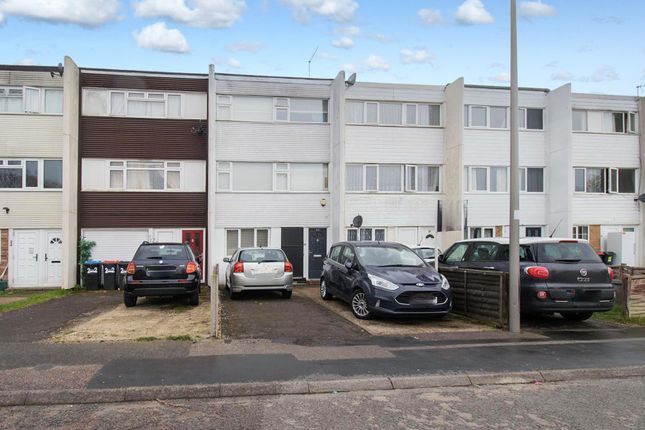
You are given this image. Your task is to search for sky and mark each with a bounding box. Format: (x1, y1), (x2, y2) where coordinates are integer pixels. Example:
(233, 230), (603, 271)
(0, 0), (644, 96)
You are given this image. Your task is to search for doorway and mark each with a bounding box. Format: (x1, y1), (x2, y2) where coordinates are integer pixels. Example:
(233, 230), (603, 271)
(13, 229), (63, 287)
(307, 228), (327, 279)
(182, 229), (205, 281)
(282, 227), (304, 279)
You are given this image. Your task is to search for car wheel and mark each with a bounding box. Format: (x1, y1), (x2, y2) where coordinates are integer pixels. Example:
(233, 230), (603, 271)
(320, 279), (333, 300)
(228, 287), (240, 300)
(189, 291), (200, 306)
(281, 290), (292, 299)
(124, 294), (137, 308)
(350, 289), (371, 320)
(560, 311), (593, 322)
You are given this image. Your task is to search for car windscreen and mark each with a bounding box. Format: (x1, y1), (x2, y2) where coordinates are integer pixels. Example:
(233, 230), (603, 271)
(535, 242), (602, 263)
(239, 249), (286, 263)
(135, 245), (188, 260)
(416, 248), (436, 259)
(356, 246), (426, 267)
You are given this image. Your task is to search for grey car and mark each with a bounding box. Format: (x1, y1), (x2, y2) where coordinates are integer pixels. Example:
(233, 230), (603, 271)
(412, 247), (441, 265)
(224, 248), (293, 299)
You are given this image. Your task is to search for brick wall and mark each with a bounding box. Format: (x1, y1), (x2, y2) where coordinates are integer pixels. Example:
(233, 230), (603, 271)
(0, 229), (8, 279)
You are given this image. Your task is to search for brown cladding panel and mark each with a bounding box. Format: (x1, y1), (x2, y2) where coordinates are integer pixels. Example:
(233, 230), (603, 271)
(80, 192), (207, 228)
(81, 73), (208, 92)
(80, 117), (207, 159)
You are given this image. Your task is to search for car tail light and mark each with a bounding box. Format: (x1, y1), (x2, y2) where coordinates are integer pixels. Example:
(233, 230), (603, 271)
(525, 266), (549, 279)
(186, 262), (198, 274)
(536, 290), (548, 300)
(233, 262), (244, 273)
(126, 261), (136, 275)
(559, 240), (578, 243)
(284, 261), (293, 273)
(607, 267), (614, 281)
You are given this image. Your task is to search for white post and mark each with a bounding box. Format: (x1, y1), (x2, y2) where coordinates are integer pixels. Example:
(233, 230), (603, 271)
(210, 264), (219, 338)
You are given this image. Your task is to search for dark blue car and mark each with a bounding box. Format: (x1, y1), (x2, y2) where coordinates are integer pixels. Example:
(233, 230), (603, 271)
(320, 241), (453, 319)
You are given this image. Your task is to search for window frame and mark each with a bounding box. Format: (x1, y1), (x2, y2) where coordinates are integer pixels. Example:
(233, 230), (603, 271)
(347, 164), (440, 194)
(225, 228), (270, 256)
(466, 166), (509, 193)
(107, 160), (183, 192)
(346, 227), (386, 242)
(0, 86), (63, 115)
(572, 225), (589, 241)
(573, 167), (637, 194)
(468, 227), (495, 239)
(218, 162), (329, 193)
(572, 109), (639, 134)
(519, 167), (545, 193)
(344, 100), (441, 127)
(107, 90), (182, 119)
(0, 158), (62, 191)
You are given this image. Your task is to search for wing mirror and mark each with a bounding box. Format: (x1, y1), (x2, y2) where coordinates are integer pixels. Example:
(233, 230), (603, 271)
(438, 254), (445, 263)
(344, 260), (354, 270)
(223, 257), (230, 263)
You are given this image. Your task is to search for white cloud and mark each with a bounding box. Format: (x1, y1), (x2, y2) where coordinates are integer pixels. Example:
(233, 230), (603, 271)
(0, 0), (119, 27)
(366, 33), (394, 43)
(519, 1), (555, 19)
(227, 42), (264, 52)
(588, 65), (619, 82)
(331, 36), (354, 49)
(365, 54), (390, 71)
(17, 58), (39, 66)
(335, 25), (360, 36)
(544, 60), (558, 68)
(226, 58), (242, 68)
(400, 48), (432, 65)
(340, 63), (356, 73)
(133, 0), (245, 28)
(551, 70), (573, 81)
(133, 22), (190, 53)
(489, 72), (510, 83)
(281, 0), (358, 23)
(455, 0), (493, 25)
(418, 8), (442, 25)
(319, 51), (337, 60)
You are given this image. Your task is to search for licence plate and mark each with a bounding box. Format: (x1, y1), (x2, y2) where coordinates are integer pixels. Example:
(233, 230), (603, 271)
(254, 266), (276, 274)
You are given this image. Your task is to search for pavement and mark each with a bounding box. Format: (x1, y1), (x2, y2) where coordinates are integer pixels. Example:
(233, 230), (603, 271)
(1, 287), (645, 408)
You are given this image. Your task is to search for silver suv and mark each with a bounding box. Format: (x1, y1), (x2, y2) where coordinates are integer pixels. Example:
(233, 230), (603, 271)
(223, 248), (293, 299)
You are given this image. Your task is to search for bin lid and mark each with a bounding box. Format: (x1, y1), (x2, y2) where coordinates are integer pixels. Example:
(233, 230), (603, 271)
(102, 260), (119, 264)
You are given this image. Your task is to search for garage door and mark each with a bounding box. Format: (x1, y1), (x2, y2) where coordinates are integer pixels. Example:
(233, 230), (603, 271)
(82, 229), (150, 261)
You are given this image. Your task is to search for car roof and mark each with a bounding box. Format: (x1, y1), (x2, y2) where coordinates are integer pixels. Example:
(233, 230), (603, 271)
(334, 241), (408, 248)
(453, 237), (590, 245)
(237, 247), (283, 251)
(140, 242), (186, 246)
(411, 246), (437, 249)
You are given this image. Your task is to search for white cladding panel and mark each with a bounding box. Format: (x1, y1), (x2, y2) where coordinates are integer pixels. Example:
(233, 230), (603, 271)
(572, 94), (639, 111)
(0, 115), (63, 157)
(215, 122), (330, 162)
(0, 71), (63, 87)
(572, 196), (640, 225)
(345, 126), (444, 164)
(571, 133), (640, 167)
(344, 194), (439, 226)
(82, 229), (150, 261)
(464, 88), (547, 108)
(214, 194), (330, 228)
(463, 130), (546, 166)
(81, 88), (207, 119)
(81, 159), (206, 192)
(215, 77), (331, 98)
(465, 193), (546, 226)
(346, 83), (443, 103)
(0, 193), (62, 228)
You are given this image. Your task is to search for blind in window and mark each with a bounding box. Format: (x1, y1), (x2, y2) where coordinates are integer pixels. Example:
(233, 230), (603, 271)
(346, 165), (363, 191)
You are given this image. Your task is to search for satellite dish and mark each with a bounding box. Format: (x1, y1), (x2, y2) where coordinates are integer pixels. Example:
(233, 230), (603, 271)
(351, 215), (363, 229)
(637, 194), (645, 203)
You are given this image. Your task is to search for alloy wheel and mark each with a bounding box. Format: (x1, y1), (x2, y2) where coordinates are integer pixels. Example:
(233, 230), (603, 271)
(320, 281), (326, 298)
(351, 291), (370, 317)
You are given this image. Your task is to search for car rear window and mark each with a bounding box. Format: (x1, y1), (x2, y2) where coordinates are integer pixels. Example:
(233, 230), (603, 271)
(496, 245), (535, 262)
(535, 242), (601, 263)
(239, 249), (285, 263)
(135, 244), (188, 260)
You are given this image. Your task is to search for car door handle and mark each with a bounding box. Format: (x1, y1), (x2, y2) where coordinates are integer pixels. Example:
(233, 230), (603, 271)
(483, 266), (496, 270)
(313, 254), (322, 258)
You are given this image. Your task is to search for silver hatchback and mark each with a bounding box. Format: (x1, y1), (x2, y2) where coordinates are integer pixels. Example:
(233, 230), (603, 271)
(223, 248), (294, 299)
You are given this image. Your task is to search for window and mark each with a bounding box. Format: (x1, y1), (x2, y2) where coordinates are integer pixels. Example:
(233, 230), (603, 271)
(220, 162), (328, 192)
(232, 162), (273, 191)
(525, 108), (543, 130)
(572, 109), (638, 133)
(23, 87), (40, 113)
(0, 159), (62, 190)
(217, 162), (231, 191)
(489, 107), (507, 129)
(466, 166), (508, 192)
(289, 98), (328, 122)
(468, 243), (499, 261)
(346, 164), (363, 191)
(379, 165), (402, 192)
(0, 87), (23, 112)
(0, 86), (63, 114)
(274, 163), (289, 191)
(217, 95), (232, 120)
(339, 246), (355, 265)
(572, 110), (587, 131)
(572, 225), (589, 240)
(469, 227), (494, 239)
(346, 228), (386, 242)
(329, 246), (342, 262)
(617, 169), (636, 193)
(345, 101), (440, 126)
(44, 89), (63, 114)
(574, 167), (634, 194)
(108, 160), (182, 191)
(226, 228), (270, 255)
(444, 243), (469, 263)
(525, 227), (542, 237)
(405, 165), (440, 192)
(520, 167), (544, 192)
(466, 105), (542, 129)
(347, 164), (439, 193)
(365, 165), (378, 191)
(469, 106), (488, 127)
(109, 91), (181, 118)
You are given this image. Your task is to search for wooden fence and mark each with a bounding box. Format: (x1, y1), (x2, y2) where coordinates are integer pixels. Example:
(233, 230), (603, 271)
(440, 267), (509, 328)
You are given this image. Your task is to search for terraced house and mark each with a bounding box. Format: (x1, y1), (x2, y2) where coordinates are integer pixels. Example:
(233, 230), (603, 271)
(0, 59), (643, 289)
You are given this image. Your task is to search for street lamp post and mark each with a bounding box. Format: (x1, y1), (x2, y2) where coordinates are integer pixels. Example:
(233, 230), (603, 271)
(508, 0), (521, 333)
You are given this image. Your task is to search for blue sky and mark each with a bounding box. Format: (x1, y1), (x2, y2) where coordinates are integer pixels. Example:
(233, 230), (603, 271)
(0, 0), (643, 95)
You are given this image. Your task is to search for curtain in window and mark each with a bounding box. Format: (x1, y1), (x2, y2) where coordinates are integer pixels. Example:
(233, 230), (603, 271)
(345, 101), (364, 123)
(24, 88), (40, 113)
(526, 168), (543, 192)
(127, 170), (164, 190)
(406, 166), (416, 191)
(0, 88), (23, 112)
(572, 110), (587, 131)
(231, 96), (274, 121)
(226, 230), (238, 255)
(44, 89), (63, 114)
(470, 107), (487, 127)
(110, 92), (125, 115)
(290, 98), (326, 122)
(110, 170), (124, 189)
(240, 229), (255, 248)
(256, 229), (269, 247)
(379, 165), (402, 191)
(290, 163), (325, 191)
(418, 166), (439, 192)
(379, 103), (402, 125)
(490, 107), (507, 128)
(490, 167), (507, 192)
(360, 229), (373, 241)
(365, 166), (378, 190)
(346, 165), (363, 191)
(166, 171), (180, 189)
(366, 103), (378, 123)
(471, 168), (487, 191)
(128, 100), (147, 116)
(232, 162), (273, 191)
(585, 168), (604, 192)
(405, 104), (417, 125)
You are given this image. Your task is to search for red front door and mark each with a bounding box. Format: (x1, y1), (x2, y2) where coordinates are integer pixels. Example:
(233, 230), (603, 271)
(182, 230), (205, 281)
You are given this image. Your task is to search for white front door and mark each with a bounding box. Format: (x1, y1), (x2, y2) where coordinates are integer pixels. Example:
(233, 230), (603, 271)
(45, 231), (63, 285)
(622, 231), (636, 266)
(13, 229), (63, 287)
(14, 230), (39, 286)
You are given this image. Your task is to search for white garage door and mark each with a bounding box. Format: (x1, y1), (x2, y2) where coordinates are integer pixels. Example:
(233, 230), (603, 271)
(83, 229), (150, 261)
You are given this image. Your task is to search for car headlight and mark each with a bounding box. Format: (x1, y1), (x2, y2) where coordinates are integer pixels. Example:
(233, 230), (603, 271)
(368, 274), (399, 291)
(440, 275), (450, 290)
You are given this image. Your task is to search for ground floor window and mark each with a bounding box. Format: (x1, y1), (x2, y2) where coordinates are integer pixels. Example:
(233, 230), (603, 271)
(525, 226), (543, 237)
(226, 228), (269, 255)
(469, 227), (494, 239)
(572, 225), (589, 240)
(346, 228), (386, 242)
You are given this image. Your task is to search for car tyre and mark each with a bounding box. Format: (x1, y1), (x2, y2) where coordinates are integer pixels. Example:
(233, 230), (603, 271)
(281, 290), (292, 299)
(320, 279), (333, 300)
(228, 287), (240, 300)
(189, 291), (200, 306)
(124, 294), (137, 308)
(351, 289), (372, 320)
(560, 311), (593, 322)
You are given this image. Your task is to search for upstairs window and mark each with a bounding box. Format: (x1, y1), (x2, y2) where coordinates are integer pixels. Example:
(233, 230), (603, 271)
(572, 110), (638, 133)
(465, 105), (544, 130)
(108, 160), (183, 191)
(520, 168), (545, 192)
(466, 166), (508, 192)
(0, 159), (62, 189)
(217, 162), (328, 192)
(0, 86), (63, 114)
(573, 167), (636, 194)
(346, 164), (440, 193)
(109, 91), (182, 118)
(345, 101), (440, 126)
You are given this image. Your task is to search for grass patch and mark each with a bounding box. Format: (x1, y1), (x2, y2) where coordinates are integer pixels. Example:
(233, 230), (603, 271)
(592, 304), (645, 326)
(135, 336), (158, 342)
(166, 334), (194, 341)
(0, 289), (73, 314)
